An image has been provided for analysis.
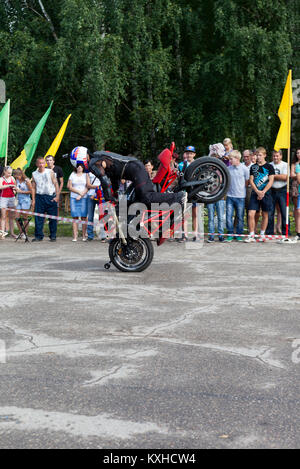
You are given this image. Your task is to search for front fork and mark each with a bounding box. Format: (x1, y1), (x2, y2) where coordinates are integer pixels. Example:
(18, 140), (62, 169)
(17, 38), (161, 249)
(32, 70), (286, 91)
(104, 203), (127, 271)
(110, 203), (127, 245)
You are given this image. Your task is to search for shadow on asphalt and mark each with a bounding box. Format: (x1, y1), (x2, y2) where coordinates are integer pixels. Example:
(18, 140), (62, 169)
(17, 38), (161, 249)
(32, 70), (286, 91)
(47, 260), (110, 272)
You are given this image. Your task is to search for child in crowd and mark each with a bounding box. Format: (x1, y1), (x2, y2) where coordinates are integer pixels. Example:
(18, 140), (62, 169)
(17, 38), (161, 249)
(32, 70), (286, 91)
(14, 168), (32, 238)
(245, 147), (275, 242)
(225, 150), (249, 242)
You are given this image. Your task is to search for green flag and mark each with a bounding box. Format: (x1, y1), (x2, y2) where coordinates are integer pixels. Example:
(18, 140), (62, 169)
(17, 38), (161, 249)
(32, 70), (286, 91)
(0, 99), (10, 160)
(11, 101), (53, 170)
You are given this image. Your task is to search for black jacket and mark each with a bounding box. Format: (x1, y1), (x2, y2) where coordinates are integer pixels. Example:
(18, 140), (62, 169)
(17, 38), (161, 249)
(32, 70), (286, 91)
(89, 151), (138, 200)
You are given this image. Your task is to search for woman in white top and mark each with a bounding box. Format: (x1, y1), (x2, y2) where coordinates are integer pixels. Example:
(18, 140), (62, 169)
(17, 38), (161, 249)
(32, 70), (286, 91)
(67, 163), (88, 241)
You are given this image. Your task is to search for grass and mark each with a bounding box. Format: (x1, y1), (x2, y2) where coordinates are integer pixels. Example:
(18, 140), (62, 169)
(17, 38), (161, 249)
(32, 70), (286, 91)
(9, 209), (75, 238)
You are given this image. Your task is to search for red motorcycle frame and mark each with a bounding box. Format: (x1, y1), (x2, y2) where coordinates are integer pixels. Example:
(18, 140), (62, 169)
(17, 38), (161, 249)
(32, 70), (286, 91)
(99, 142), (184, 246)
(101, 142), (230, 271)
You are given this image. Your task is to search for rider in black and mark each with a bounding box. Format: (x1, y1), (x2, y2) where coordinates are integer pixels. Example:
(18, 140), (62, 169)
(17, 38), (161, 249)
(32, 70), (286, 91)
(88, 150), (186, 207)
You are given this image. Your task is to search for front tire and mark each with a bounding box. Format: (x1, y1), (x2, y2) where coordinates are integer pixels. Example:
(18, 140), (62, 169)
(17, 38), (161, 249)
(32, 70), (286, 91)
(108, 237), (154, 273)
(184, 156), (230, 204)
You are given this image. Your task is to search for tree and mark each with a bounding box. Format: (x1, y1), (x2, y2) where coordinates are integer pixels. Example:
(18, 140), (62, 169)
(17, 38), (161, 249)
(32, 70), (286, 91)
(0, 0), (296, 168)
(186, 0), (293, 152)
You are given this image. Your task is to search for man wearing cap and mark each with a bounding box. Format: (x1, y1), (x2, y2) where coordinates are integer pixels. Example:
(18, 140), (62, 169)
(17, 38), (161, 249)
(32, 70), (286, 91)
(177, 146), (198, 241)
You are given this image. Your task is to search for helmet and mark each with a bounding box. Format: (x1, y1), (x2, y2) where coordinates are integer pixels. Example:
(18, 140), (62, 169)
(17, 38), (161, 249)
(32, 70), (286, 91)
(70, 146), (89, 171)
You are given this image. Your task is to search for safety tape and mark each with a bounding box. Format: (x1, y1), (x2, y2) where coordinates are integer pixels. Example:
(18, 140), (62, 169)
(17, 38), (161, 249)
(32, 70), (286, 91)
(5, 208), (295, 241)
(6, 208), (96, 226)
(174, 231), (287, 240)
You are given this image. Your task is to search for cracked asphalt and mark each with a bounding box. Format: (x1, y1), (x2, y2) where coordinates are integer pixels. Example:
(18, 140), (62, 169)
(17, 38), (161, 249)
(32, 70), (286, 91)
(0, 237), (300, 448)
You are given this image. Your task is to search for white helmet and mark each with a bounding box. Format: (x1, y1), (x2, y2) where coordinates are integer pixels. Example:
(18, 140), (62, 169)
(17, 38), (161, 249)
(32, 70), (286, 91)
(70, 146), (89, 171)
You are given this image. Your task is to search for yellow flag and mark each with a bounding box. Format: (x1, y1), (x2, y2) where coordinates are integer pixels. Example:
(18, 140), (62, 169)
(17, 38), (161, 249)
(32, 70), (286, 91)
(10, 149), (27, 170)
(274, 70), (293, 151)
(44, 114), (72, 158)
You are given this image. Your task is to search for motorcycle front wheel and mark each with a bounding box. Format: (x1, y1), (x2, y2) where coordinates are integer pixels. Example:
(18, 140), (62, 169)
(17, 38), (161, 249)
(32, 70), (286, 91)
(108, 237), (154, 273)
(184, 156), (230, 204)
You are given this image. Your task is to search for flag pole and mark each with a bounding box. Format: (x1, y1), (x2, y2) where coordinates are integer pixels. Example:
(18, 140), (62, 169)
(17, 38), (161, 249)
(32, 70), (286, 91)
(285, 70), (292, 239)
(4, 99), (10, 167)
(285, 147), (290, 239)
(280, 70), (294, 243)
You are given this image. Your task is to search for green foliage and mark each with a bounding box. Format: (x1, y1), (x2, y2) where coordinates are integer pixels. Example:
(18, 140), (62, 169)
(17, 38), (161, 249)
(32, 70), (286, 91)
(187, 0), (293, 152)
(0, 0), (297, 171)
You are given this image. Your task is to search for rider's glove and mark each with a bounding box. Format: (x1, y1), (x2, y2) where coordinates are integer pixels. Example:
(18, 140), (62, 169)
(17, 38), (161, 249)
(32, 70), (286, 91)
(108, 195), (117, 203)
(103, 189), (117, 203)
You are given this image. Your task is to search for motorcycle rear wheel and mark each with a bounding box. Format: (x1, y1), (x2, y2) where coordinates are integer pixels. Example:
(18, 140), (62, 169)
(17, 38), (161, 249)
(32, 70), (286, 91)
(108, 237), (154, 273)
(184, 156), (230, 204)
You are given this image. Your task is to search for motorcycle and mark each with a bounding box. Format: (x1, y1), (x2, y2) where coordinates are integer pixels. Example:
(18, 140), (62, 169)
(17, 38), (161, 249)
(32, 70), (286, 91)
(104, 143), (230, 273)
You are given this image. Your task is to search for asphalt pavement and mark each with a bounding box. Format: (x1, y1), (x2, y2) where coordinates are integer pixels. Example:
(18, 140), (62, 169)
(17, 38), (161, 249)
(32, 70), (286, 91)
(0, 237), (299, 449)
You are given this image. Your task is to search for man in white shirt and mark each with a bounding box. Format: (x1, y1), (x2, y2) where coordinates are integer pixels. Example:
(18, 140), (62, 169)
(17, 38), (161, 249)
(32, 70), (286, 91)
(266, 150), (289, 235)
(31, 157), (59, 241)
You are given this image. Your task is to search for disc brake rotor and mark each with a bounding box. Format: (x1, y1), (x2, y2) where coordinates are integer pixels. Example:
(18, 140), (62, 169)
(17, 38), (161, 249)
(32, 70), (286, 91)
(117, 240), (144, 265)
(195, 166), (223, 195)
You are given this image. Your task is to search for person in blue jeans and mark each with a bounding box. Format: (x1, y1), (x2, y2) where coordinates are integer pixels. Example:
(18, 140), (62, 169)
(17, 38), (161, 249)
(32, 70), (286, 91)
(207, 199), (225, 242)
(86, 173), (111, 241)
(31, 157), (59, 242)
(226, 197), (245, 240)
(225, 150), (250, 242)
(266, 150), (289, 236)
(14, 168), (32, 239)
(86, 172), (100, 241)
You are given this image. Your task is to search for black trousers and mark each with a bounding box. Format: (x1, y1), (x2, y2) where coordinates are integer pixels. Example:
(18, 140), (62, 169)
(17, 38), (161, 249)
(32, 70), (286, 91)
(125, 161), (181, 206)
(265, 187), (290, 235)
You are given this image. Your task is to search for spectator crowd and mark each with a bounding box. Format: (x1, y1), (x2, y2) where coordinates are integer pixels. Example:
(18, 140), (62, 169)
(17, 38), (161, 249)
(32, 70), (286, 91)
(205, 140), (300, 243)
(0, 139), (300, 243)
